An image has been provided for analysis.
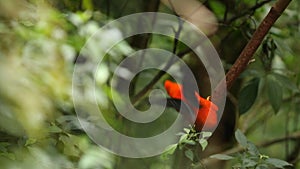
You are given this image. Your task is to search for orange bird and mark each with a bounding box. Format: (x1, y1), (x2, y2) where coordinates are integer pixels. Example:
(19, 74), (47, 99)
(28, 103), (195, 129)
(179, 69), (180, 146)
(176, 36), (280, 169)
(164, 80), (218, 131)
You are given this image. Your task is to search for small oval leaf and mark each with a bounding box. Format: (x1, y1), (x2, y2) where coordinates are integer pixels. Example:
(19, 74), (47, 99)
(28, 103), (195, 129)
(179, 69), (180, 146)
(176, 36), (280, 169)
(238, 78), (260, 115)
(163, 143), (177, 155)
(242, 158), (257, 167)
(201, 131), (212, 138)
(199, 139), (208, 151)
(210, 154), (234, 160)
(184, 149), (194, 161)
(235, 129), (248, 148)
(266, 75), (283, 114)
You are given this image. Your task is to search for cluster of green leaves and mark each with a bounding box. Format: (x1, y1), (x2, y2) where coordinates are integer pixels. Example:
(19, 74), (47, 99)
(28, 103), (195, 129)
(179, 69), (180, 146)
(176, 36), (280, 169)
(210, 130), (292, 169)
(238, 34), (299, 115)
(1, 0), (299, 168)
(163, 126), (212, 162)
(238, 71), (298, 115)
(0, 1), (119, 168)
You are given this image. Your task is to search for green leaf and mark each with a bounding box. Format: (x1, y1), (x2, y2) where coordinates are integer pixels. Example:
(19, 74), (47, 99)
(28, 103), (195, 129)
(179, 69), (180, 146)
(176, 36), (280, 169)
(184, 149), (194, 161)
(48, 125), (63, 133)
(82, 0), (94, 10)
(25, 138), (37, 146)
(256, 164), (269, 169)
(0, 142), (10, 152)
(247, 142), (260, 155)
(265, 158), (292, 168)
(199, 138), (208, 151)
(272, 73), (299, 92)
(210, 154), (234, 160)
(163, 144), (177, 155)
(242, 158), (257, 167)
(266, 75), (283, 114)
(182, 139), (196, 145)
(238, 78), (260, 115)
(183, 128), (190, 134)
(235, 129), (248, 148)
(179, 134), (188, 143)
(0, 152), (15, 160)
(201, 131), (212, 138)
(79, 146), (113, 169)
(208, 0), (226, 19)
(232, 163), (242, 168)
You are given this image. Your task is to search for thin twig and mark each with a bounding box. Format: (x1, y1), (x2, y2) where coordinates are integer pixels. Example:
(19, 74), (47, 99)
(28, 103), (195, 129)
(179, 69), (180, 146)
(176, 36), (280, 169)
(287, 139), (300, 163)
(223, 1), (229, 23)
(106, 0), (110, 19)
(225, 0), (274, 24)
(129, 0), (160, 96)
(131, 16), (184, 104)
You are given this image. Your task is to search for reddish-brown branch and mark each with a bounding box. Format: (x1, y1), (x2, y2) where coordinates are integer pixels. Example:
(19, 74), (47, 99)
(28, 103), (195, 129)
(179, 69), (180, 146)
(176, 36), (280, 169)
(225, 0), (292, 90)
(204, 0), (293, 167)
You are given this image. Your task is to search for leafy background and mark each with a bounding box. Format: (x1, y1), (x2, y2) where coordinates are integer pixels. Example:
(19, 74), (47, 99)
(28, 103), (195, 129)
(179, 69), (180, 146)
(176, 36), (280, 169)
(0, 0), (299, 169)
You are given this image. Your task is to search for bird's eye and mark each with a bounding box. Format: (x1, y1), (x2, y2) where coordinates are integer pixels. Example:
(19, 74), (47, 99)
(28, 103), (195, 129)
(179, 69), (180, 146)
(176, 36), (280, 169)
(206, 96), (211, 101)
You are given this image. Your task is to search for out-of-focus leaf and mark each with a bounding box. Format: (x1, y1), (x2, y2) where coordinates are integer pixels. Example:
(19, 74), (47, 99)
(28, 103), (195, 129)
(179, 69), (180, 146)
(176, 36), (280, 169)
(82, 0), (93, 10)
(48, 125), (63, 133)
(199, 138), (208, 151)
(247, 142), (259, 156)
(0, 142), (10, 153)
(68, 11), (93, 27)
(162, 144), (177, 156)
(201, 131), (212, 138)
(232, 163), (242, 168)
(25, 138), (37, 146)
(242, 158), (257, 167)
(183, 128), (190, 134)
(79, 146), (114, 169)
(240, 69), (263, 78)
(272, 73), (299, 92)
(265, 158), (292, 168)
(59, 135), (81, 157)
(266, 75), (283, 114)
(238, 78), (260, 115)
(184, 149), (194, 161)
(179, 133), (196, 145)
(60, 44), (76, 62)
(208, 0), (226, 19)
(210, 154), (234, 160)
(0, 152), (15, 160)
(95, 64), (110, 85)
(184, 140), (197, 145)
(179, 133), (188, 143)
(256, 164), (269, 169)
(235, 129), (248, 148)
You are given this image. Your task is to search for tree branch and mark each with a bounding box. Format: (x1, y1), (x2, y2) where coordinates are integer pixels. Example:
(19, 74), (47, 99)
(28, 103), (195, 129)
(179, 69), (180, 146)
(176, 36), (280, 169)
(225, 0), (292, 90)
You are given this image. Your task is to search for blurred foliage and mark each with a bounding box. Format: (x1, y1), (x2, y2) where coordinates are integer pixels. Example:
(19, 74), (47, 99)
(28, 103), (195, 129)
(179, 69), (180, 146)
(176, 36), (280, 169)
(0, 0), (299, 169)
(210, 130), (292, 169)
